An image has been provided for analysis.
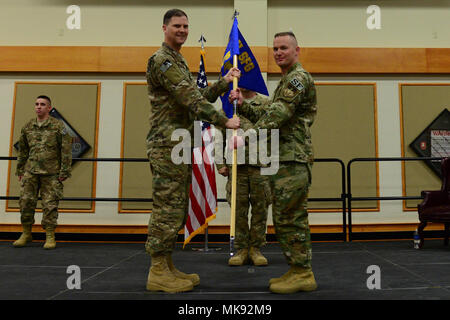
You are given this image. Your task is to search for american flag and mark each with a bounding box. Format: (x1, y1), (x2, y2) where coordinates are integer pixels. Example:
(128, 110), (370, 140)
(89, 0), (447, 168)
(184, 49), (218, 247)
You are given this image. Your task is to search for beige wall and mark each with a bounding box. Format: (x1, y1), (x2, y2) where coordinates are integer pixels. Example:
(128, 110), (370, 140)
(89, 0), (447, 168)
(268, 0), (450, 47)
(0, 0), (234, 46)
(0, 0), (448, 47)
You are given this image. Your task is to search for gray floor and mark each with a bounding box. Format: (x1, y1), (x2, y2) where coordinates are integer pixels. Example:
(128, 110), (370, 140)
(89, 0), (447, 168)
(1, 239), (450, 300)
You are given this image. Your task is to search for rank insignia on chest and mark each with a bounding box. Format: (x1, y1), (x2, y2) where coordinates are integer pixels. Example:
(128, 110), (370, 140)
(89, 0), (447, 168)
(160, 60), (173, 73)
(290, 78), (304, 92)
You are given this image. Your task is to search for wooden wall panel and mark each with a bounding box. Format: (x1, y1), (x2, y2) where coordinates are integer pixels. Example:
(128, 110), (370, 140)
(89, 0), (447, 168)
(7, 82), (101, 213)
(1, 46), (449, 73)
(399, 83), (450, 211)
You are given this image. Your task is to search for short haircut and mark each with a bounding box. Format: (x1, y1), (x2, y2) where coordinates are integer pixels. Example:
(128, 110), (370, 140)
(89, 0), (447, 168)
(163, 8), (188, 25)
(274, 31), (298, 46)
(36, 95), (51, 105)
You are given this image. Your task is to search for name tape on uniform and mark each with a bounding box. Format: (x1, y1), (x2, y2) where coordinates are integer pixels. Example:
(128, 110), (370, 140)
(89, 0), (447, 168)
(290, 78), (304, 92)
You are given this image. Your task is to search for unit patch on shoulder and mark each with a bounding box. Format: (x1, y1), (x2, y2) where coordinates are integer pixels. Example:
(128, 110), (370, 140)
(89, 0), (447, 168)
(290, 78), (304, 92)
(160, 60), (173, 73)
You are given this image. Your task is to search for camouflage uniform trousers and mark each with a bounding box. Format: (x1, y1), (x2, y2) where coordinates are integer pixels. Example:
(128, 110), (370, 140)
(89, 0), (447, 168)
(226, 165), (272, 250)
(19, 172), (63, 230)
(271, 162), (312, 268)
(145, 147), (191, 256)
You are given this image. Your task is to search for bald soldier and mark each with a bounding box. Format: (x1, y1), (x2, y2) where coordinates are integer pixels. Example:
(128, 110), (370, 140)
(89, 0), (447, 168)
(13, 95), (72, 250)
(145, 8), (240, 293)
(230, 31), (317, 294)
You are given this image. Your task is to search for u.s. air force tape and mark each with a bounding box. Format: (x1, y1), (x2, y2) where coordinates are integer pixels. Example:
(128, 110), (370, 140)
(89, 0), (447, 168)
(160, 60), (172, 73)
(290, 78), (304, 92)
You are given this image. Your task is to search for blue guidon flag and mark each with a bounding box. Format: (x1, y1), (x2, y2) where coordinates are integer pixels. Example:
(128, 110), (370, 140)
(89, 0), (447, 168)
(220, 16), (269, 118)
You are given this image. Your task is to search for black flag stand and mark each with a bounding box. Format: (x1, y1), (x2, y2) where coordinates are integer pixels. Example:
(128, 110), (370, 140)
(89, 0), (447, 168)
(191, 225), (222, 252)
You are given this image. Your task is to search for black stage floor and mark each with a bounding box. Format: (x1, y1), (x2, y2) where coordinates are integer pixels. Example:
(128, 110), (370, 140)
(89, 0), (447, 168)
(1, 239), (449, 301)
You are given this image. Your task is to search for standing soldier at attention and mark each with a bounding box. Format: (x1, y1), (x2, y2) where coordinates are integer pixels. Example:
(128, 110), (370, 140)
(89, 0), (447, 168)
(217, 89), (272, 267)
(229, 31), (318, 294)
(13, 95), (72, 250)
(145, 8), (240, 293)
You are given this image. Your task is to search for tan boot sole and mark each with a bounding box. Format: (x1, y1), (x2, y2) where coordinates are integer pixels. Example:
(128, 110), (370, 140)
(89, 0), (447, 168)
(270, 282), (317, 294)
(188, 276), (200, 286)
(228, 257), (249, 266)
(251, 259), (268, 266)
(268, 277), (282, 286)
(13, 237), (33, 247)
(146, 281), (193, 293)
(269, 270), (293, 286)
(172, 273), (200, 286)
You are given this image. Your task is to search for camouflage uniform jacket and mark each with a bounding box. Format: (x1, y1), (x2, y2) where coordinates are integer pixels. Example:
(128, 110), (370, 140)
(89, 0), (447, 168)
(216, 94), (270, 171)
(16, 116), (72, 178)
(146, 42), (230, 150)
(240, 62), (317, 164)
(240, 94), (270, 125)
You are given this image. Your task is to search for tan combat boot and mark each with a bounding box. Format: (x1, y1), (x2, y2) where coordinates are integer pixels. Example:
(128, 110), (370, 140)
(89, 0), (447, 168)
(269, 267), (293, 286)
(167, 255), (200, 286)
(13, 224), (33, 247)
(269, 266), (317, 294)
(146, 254), (194, 293)
(228, 248), (249, 266)
(43, 229), (56, 250)
(249, 247), (268, 266)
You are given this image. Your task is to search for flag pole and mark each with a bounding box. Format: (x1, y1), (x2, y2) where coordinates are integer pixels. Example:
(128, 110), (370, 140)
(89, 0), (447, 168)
(200, 34), (211, 251)
(190, 34), (221, 253)
(229, 10), (239, 257)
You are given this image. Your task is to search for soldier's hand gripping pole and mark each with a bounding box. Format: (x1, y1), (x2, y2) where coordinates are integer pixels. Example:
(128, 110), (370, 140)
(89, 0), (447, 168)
(230, 54), (238, 257)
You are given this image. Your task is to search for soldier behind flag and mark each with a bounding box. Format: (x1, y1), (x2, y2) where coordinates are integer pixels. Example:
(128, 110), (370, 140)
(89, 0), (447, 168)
(145, 8), (241, 293)
(13, 95), (72, 250)
(217, 88), (272, 267)
(230, 31), (318, 294)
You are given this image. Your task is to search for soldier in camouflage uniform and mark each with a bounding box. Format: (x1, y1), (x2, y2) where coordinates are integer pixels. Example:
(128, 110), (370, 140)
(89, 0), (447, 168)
(13, 95), (72, 250)
(230, 32), (318, 293)
(145, 9), (241, 293)
(217, 90), (272, 267)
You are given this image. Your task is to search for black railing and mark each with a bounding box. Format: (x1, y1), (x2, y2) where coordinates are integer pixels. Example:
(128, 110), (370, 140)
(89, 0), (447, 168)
(310, 158), (347, 241)
(0, 156), (152, 202)
(6, 155), (441, 242)
(347, 156), (443, 241)
(1, 156), (348, 240)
